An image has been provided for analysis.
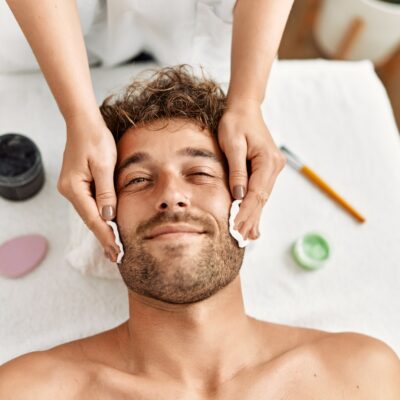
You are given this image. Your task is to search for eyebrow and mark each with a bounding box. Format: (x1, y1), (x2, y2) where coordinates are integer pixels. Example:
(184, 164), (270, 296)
(116, 146), (221, 179)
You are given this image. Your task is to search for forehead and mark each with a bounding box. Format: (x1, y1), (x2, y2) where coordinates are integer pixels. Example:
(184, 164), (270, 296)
(116, 119), (223, 167)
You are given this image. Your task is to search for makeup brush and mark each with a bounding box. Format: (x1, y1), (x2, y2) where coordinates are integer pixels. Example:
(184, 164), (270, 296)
(280, 146), (365, 223)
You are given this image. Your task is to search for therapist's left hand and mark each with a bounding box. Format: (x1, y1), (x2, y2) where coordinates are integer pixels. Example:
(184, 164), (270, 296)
(217, 98), (286, 241)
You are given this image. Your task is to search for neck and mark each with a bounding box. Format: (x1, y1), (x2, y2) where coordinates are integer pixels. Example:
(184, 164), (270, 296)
(117, 276), (264, 392)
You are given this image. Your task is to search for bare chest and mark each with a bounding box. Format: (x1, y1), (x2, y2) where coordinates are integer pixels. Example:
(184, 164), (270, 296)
(76, 359), (340, 400)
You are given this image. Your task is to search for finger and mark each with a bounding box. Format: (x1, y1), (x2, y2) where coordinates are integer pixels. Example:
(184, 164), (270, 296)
(232, 152), (269, 231)
(236, 202), (262, 241)
(104, 247), (117, 263)
(91, 163), (117, 221)
(249, 226), (260, 240)
(247, 150), (286, 207)
(247, 217), (261, 241)
(234, 150), (285, 239)
(223, 135), (249, 200)
(69, 180), (120, 252)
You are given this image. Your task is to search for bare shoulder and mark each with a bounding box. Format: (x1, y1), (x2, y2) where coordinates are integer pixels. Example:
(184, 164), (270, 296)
(0, 326), (124, 400)
(0, 349), (92, 400)
(264, 323), (400, 398)
(313, 331), (400, 399)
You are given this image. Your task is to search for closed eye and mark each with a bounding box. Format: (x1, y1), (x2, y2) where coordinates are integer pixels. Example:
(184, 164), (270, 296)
(126, 177), (149, 186)
(190, 172), (213, 177)
(125, 172), (214, 187)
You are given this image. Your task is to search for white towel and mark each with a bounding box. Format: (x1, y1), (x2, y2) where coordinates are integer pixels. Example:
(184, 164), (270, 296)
(65, 206), (122, 280)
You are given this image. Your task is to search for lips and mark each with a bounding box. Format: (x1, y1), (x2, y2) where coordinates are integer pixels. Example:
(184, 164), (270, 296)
(145, 224), (205, 240)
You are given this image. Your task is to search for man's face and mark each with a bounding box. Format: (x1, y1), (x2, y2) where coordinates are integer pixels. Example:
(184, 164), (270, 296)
(115, 119), (244, 304)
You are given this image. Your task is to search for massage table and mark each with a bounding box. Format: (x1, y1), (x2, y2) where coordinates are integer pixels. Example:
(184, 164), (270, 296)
(1, 59), (399, 364)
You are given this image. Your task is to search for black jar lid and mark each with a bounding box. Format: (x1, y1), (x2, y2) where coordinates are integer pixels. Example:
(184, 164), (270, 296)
(0, 133), (45, 201)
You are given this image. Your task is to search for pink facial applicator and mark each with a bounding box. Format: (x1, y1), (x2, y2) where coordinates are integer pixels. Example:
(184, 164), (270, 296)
(0, 234), (48, 278)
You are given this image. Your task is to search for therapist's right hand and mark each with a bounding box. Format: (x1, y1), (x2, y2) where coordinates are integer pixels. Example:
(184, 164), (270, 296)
(57, 113), (120, 262)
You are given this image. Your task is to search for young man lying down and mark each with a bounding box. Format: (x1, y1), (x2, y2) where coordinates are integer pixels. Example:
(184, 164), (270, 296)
(1, 65), (399, 399)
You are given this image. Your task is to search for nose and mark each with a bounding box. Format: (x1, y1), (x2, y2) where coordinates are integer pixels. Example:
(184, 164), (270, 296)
(155, 173), (191, 212)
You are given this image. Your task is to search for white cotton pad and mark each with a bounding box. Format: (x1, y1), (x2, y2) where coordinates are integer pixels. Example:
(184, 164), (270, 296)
(229, 200), (249, 248)
(106, 220), (125, 264)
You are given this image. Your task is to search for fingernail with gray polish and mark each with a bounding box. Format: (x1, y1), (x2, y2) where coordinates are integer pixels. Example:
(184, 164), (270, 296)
(101, 205), (115, 220)
(233, 185), (246, 200)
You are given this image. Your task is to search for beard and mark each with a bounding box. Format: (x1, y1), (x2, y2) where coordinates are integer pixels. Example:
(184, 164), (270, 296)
(117, 210), (245, 304)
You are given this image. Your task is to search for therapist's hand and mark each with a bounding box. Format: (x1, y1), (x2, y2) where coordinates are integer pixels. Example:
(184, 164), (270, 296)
(217, 98), (286, 241)
(57, 113), (119, 262)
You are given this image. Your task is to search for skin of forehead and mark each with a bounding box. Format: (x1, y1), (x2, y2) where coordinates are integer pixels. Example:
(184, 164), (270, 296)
(115, 119), (228, 184)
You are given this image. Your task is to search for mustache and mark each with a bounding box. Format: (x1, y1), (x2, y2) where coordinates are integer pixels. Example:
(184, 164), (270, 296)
(135, 211), (215, 239)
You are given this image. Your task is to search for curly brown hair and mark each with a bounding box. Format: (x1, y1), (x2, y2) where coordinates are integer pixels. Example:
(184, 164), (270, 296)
(99, 64), (227, 143)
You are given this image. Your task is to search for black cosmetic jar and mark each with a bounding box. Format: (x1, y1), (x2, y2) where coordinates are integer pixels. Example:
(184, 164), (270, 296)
(0, 133), (45, 201)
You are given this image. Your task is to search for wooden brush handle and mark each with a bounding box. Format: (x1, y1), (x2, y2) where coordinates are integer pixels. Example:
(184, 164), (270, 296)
(300, 165), (366, 223)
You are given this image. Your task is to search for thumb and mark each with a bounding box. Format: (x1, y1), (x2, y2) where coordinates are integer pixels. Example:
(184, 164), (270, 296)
(224, 137), (248, 200)
(92, 165), (117, 220)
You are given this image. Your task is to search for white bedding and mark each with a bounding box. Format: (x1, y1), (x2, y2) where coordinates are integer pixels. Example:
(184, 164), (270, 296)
(0, 59), (399, 364)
